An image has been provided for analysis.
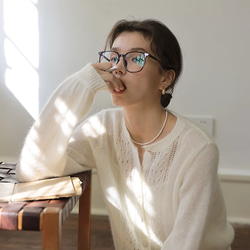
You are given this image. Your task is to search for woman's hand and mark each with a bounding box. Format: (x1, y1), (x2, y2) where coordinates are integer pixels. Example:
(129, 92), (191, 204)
(92, 62), (125, 94)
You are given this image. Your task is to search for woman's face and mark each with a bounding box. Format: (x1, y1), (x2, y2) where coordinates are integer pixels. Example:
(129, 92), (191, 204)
(110, 31), (167, 109)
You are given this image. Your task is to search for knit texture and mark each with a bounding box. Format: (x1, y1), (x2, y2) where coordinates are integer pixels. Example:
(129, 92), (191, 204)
(17, 64), (234, 249)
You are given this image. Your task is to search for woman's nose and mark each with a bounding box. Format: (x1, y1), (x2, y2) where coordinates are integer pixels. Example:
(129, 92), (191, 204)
(115, 57), (126, 74)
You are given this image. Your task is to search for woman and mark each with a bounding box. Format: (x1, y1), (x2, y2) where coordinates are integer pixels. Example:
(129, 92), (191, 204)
(17, 19), (234, 249)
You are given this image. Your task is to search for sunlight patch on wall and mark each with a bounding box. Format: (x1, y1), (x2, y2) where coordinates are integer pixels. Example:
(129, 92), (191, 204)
(3, 0), (39, 119)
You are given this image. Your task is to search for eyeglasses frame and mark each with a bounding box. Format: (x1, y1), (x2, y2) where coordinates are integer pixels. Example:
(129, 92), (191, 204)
(98, 50), (161, 73)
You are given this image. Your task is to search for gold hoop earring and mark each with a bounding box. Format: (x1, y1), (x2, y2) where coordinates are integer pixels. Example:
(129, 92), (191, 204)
(162, 89), (166, 95)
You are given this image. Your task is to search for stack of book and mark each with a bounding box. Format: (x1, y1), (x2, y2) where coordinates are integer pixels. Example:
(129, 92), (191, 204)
(0, 162), (82, 202)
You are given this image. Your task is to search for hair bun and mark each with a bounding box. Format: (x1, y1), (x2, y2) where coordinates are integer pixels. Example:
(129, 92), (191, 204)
(161, 93), (172, 107)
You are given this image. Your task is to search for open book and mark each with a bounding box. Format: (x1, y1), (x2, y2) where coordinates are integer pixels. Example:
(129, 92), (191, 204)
(0, 176), (82, 202)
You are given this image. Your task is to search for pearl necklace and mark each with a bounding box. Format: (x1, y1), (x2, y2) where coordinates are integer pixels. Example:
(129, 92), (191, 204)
(130, 112), (168, 147)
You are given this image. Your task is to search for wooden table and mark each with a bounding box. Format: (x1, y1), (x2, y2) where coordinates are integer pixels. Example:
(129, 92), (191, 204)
(0, 162), (91, 250)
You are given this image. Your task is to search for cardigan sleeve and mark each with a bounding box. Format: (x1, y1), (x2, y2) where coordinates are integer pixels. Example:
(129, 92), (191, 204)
(162, 142), (234, 250)
(16, 64), (107, 182)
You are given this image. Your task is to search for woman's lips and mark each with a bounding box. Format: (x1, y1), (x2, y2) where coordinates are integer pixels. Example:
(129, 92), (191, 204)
(114, 89), (126, 94)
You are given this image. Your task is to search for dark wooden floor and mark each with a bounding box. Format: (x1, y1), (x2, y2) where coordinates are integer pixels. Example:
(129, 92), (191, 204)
(0, 214), (249, 249)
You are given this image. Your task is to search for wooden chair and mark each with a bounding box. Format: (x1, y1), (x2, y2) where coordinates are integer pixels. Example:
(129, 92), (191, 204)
(0, 162), (92, 250)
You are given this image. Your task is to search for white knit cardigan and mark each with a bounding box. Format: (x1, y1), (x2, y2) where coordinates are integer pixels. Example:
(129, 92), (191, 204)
(17, 64), (234, 250)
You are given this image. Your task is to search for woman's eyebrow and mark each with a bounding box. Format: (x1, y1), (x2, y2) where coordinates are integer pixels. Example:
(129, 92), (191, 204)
(110, 47), (147, 52)
(130, 47), (147, 52)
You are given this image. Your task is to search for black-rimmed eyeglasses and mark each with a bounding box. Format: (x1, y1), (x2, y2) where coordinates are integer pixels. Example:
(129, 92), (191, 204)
(98, 51), (160, 73)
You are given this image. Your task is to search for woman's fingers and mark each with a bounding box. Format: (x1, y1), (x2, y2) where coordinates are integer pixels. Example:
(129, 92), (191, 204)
(92, 62), (111, 72)
(92, 63), (125, 93)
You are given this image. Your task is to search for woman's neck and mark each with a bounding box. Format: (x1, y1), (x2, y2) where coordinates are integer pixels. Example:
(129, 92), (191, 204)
(122, 105), (168, 145)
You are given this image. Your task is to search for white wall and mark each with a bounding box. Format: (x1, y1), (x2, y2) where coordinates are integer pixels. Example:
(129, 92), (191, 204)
(1, 0), (250, 222)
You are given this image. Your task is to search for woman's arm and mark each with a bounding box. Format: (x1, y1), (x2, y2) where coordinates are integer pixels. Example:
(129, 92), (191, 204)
(16, 64), (107, 182)
(162, 142), (234, 250)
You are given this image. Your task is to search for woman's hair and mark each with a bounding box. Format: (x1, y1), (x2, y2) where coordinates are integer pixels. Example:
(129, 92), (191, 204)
(105, 19), (183, 107)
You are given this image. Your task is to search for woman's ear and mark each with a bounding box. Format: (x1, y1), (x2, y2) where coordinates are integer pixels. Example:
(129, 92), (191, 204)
(159, 69), (176, 91)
